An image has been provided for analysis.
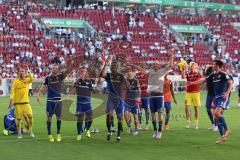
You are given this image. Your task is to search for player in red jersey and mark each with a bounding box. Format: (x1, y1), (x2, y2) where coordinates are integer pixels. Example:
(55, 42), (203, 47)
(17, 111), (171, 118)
(135, 63), (150, 130)
(182, 62), (203, 129)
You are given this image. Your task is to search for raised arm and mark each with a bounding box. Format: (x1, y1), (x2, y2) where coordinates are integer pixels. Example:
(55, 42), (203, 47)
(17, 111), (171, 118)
(99, 59), (110, 78)
(26, 71), (34, 84)
(23, 65), (34, 83)
(167, 50), (174, 70)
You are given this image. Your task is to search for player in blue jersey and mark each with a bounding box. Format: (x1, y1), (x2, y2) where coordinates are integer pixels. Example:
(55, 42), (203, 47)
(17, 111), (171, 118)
(189, 60), (233, 144)
(37, 61), (73, 142)
(124, 68), (141, 136)
(3, 108), (29, 135)
(3, 108), (18, 135)
(205, 66), (218, 131)
(71, 66), (95, 141)
(100, 58), (128, 142)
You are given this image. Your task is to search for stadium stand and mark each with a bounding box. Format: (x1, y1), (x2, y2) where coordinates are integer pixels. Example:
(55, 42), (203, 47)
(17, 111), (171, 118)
(0, 2), (239, 78)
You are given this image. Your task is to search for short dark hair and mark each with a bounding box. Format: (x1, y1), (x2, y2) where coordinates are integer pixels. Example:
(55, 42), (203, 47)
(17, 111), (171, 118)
(186, 58), (193, 64)
(125, 67), (133, 73)
(214, 60), (224, 68)
(205, 66), (213, 76)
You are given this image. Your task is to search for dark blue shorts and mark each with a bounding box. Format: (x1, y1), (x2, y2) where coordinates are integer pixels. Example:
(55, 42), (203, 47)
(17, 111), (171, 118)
(149, 96), (163, 113)
(140, 97), (149, 109)
(214, 97), (229, 110)
(164, 102), (171, 111)
(76, 102), (93, 116)
(106, 97), (124, 118)
(124, 103), (139, 115)
(46, 100), (62, 117)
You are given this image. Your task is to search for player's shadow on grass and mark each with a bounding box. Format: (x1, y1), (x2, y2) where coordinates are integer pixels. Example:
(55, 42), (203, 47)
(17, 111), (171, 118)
(62, 94), (107, 121)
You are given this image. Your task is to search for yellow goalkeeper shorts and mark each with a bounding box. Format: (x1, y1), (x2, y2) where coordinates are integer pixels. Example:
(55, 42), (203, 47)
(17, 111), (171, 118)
(15, 104), (33, 119)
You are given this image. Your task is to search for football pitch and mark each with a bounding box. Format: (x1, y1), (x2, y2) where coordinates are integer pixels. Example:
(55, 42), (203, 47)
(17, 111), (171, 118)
(0, 92), (240, 160)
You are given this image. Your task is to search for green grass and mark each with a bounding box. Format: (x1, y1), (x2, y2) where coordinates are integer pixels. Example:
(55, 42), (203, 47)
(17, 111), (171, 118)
(0, 92), (240, 160)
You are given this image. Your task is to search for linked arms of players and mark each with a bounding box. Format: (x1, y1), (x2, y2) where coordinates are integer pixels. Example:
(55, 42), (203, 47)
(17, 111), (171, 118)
(99, 59), (110, 78)
(36, 84), (46, 104)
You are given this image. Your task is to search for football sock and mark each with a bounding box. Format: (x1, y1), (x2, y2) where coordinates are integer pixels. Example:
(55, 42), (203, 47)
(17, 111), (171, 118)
(165, 109), (170, 125)
(111, 116), (114, 128)
(106, 115), (111, 132)
(217, 118), (224, 136)
(84, 119), (88, 130)
(77, 121), (83, 135)
(138, 111), (142, 125)
(158, 121), (163, 132)
(152, 120), (157, 131)
(47, 121), (51, 135)
(86, 120), (92, 130)
(145, 108), (150, 125)
(194, 119), (198, 126)
(220, 116), (228, 131)
(57, 120), (61, 134)
(117, 122), (123, 137)
(207, 109), (214, 124)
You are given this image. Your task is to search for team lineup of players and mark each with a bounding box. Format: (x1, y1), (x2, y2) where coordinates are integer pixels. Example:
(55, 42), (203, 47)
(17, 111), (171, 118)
(8, 52), (233, 144)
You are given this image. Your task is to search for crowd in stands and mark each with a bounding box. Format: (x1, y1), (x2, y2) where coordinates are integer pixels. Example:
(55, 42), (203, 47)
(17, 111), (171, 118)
(0, 1), (240, 79)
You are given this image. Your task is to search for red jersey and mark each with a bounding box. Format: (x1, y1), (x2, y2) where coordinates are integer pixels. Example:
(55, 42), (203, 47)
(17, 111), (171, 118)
(163, 79), (172, 102)
(186, 70), (201, 92)
(135, 72), (148, 97)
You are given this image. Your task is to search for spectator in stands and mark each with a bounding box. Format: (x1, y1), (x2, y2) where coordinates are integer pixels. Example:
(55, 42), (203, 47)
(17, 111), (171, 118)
(214, 40), (219, 55)
(138, 20), (144, 28)
(224, 52), (230, 63)
(211, 54), (216, 61)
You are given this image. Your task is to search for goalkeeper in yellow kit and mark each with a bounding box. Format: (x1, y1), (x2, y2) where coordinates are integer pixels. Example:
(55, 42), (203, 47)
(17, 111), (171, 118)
(9, 65), (35, 139)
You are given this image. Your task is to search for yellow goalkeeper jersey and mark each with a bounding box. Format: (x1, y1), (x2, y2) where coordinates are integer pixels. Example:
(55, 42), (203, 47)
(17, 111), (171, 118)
(10, 72), (34, 104)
